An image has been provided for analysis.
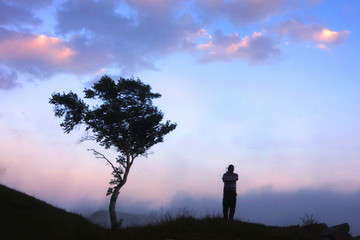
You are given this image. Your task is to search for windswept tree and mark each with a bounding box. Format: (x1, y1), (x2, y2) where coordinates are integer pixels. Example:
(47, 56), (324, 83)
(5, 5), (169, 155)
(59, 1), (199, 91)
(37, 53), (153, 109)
(49, 75), (177, 230)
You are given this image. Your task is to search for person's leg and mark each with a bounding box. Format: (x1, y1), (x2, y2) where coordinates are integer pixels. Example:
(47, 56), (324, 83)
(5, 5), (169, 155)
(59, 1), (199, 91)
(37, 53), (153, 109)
(223, 192), (229, 219)
(229, 191), (237, 220)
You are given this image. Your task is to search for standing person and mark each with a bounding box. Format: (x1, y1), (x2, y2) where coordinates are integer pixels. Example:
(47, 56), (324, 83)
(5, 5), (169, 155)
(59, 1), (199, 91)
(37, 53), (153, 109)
(222, 164), (238, 220)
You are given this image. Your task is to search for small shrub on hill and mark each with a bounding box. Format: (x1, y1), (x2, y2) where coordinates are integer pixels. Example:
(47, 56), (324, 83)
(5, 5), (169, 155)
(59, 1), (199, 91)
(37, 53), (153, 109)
(300, 213), (319, 226)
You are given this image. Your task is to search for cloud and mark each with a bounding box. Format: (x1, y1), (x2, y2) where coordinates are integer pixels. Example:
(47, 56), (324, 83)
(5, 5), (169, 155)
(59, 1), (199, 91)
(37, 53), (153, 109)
(0, 0), (53, 26)
(0, 28), (75, 77)
(0, 0), (350, 89)
(197, 31), (280, 63)
(0, 68), (19, 90)
(275, 20), (350, 49)
(195, 0), (318, 25)
(55, 0), (200, 73)
(0, 0), (197, 79)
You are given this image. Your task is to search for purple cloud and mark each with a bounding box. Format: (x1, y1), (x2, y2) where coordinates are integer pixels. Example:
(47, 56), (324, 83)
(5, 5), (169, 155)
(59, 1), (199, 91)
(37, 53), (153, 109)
(195, 0), (318, 25)
(197, 31), (280, 63)
(55, 0), (200, 73)
(0, 68), (19, 90)
(8, 0), (52, 8)
(0, 0), (53, 26)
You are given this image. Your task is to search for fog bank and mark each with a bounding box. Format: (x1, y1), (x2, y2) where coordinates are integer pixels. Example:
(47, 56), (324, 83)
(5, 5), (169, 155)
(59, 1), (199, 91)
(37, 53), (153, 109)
(167, 189), (360, 235)
(77, 188), (360, 235)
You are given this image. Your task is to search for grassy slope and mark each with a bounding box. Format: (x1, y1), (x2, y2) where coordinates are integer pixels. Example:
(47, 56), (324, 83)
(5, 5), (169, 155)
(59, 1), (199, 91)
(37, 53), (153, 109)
(120, 217), (325, 240)
(1, 184), (326, 240)
(0, 184), (109, 240)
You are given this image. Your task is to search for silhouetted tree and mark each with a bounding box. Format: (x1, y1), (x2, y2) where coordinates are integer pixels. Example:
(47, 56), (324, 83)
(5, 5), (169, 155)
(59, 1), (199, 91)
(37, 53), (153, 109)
(49, 75), (177, 230)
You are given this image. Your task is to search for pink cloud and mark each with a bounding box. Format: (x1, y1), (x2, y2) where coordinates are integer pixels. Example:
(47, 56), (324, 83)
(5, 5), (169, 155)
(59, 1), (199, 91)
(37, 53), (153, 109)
(0, 31), (80, 77)
(0, 34), (74, 65)
(313, 28), (350, 44)
(197, 31), (280, 63)
(275, 20), (350, 49)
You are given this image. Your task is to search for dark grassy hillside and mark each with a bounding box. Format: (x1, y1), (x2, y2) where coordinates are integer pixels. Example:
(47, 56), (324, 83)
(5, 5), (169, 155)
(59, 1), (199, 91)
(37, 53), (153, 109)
(120, 217), (325, 240)
(1, 184), (327, 240)
(0, 184), (109, 240)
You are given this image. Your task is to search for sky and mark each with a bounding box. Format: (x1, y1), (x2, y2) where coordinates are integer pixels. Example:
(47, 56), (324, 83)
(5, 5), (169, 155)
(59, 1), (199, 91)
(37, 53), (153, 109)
(1, 0), (360, 234)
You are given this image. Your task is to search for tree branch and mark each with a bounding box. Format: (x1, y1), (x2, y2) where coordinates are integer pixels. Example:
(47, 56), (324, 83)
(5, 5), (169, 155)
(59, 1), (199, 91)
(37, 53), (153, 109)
(119, 161), (126, 169)
(87, 149), (117, 173)
(78, 131), (96, 144)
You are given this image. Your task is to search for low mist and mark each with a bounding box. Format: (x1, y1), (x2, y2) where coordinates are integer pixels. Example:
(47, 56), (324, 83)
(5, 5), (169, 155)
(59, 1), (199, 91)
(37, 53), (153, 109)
(71, 188), (360, 235)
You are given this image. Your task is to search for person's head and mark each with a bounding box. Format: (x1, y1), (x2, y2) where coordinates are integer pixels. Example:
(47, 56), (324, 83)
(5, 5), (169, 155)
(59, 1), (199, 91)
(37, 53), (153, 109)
(227, 164), (234, 173)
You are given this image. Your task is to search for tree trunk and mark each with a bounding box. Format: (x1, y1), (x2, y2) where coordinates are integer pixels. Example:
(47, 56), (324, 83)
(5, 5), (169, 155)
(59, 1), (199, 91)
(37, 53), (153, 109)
(109, 152), (132, 231)
(109, 184), (122, 231)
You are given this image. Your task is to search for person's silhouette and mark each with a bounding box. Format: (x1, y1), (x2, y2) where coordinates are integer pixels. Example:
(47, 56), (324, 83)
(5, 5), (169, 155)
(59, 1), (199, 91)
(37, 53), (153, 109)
(222, 164), (238, 220)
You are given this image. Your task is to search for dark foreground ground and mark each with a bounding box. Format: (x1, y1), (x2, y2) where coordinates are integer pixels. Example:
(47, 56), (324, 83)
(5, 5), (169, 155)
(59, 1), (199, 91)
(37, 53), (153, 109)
(0, 184), (328, 240)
